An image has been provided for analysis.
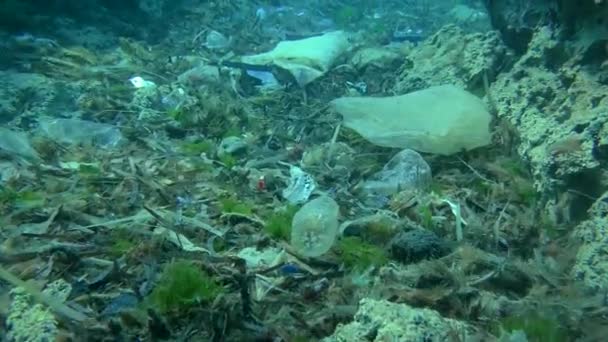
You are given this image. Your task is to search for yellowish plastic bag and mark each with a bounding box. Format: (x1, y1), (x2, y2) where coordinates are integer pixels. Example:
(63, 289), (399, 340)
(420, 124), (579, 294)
(331, 85), (492, 155)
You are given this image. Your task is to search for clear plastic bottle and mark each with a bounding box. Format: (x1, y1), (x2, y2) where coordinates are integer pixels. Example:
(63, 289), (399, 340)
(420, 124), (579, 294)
(290, 196), (339, 257)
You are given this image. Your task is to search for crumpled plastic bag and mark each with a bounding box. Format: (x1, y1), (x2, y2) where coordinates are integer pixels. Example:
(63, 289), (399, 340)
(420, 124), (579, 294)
(0, 128), (40, 161)
(360, 149), (432, 197)
(38, 117), (123, 149)
(241, 31), (350, 86)
(331, 85), (492, 155)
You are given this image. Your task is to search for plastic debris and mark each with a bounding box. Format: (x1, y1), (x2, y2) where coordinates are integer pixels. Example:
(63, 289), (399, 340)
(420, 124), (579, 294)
(101, 293), (138, 316)
(392, 27), (425, 43)
(290, 196), (340, 257)
(241, 31), (349, 86)
(246, 69), (279, 88)
(204, 30), (230, 49)
(440, 199), (466, 241)
(129, 76), (156, 88)
(360, 149), (432, 197)
(153, 227), (210, 253)
(282, 166), (316, 204)
(161, 87), (187, 110)
(237, 247), (285, 270)
(331, 85), (492, 155)
(279, 263), (303, 275)
(0, 127), (40, 161)
(38, 117), (123, 149)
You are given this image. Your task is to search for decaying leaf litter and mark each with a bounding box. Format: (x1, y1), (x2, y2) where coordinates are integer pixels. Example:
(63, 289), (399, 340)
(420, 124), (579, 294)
(1, 0), (607, 341)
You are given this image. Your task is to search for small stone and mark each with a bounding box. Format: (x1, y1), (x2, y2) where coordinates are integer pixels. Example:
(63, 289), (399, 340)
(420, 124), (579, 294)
(389, 229), (449, 263)
(218, 136), (247, 156)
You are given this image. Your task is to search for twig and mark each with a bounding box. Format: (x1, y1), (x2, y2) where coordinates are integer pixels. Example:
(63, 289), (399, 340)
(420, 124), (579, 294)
(457, 156), (494, 184)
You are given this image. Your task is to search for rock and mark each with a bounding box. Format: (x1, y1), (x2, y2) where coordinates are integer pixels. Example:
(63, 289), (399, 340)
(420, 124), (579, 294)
(448, 4), (491, 31)
(301, 142), (355, 180)
(351, 47), (403, 71)
(389, 229), (449, 263)
(490, 26), (608, 220)
(6, 279), (72, 342)
(218, 136), (248, 156)
(323, 298), (472, 341)
(0, 71), (75, 124)
(394, 25), (509, 93)
(571, 191), (608, 292)
(483, 0), (608, 54)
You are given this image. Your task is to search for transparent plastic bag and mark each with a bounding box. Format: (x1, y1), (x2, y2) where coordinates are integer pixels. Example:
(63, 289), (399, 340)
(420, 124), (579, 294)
(38, 118), (123, 149)
(361, 149), (432, 197)
(0, 128), (40, 160)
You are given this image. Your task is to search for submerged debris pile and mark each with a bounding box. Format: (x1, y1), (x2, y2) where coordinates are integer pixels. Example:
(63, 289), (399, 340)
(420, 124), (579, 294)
(0, 0), (607, 341)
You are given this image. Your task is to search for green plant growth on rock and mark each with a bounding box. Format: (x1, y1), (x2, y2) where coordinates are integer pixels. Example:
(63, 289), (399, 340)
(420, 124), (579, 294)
(179, 140), (215, 156)
(496, 311), (566, 342)
(333, 6), (363, 28)
(219, 196), (254, 215)
(335, 237), (388, 270)
(149, 260), (223, 313)
(108, 230), (137, 257)
(512, 177), (537, 205)
(0, 189), (46, 210)
(264, 205), (299, 240)
(417, 204), (434, 230)
(360, 219), (397, 245)
(222, 126), (242, 139)
(218, 153), (238, 168)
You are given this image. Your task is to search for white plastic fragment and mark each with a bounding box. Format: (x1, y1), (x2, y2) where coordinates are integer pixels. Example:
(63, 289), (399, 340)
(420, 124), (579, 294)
(129, 76), (156, 88)
(282, 166), (316, 204)
(441, 199), (466, 242)
(237, 247), (285, 270)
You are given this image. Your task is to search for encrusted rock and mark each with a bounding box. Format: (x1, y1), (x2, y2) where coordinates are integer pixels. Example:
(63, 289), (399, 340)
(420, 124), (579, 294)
(571, 191), (608, 292)
(389, 229), (449, 263)
(490, 26), (607, 221)
(323, 298), (472, 341)
(395, 25), (509, 94)
(6, 279), (72, 342)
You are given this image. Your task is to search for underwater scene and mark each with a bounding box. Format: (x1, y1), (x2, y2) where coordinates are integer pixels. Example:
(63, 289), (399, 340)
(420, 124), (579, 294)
(0, 0), (607, 341)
